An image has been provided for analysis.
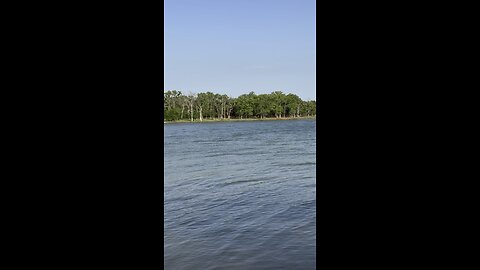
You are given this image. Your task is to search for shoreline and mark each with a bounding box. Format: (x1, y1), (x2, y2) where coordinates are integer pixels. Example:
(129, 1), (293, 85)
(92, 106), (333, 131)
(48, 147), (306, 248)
(164, 116), (316, 124)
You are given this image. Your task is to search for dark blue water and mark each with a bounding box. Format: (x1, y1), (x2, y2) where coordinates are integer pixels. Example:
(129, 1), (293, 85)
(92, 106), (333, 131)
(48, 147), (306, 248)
(164, 119), (316, 270)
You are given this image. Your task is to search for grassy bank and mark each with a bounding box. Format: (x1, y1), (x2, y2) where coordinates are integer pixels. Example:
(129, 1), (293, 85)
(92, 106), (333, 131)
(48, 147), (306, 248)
(164, 116), (316, 124)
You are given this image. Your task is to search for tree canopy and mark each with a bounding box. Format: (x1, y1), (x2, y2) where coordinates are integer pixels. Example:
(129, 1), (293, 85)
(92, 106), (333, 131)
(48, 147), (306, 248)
(164, 91), (316, 122)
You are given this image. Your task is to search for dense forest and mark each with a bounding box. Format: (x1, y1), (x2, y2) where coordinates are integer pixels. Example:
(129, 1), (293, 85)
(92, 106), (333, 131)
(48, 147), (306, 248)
(164, 91), (316, 122)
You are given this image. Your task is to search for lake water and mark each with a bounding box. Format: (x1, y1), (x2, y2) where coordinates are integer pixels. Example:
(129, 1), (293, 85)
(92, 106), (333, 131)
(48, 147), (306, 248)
(164, 119), (316, 270)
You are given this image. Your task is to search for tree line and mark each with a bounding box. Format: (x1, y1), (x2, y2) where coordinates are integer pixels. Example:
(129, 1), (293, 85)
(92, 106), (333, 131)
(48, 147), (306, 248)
(164, 91), (316, 122)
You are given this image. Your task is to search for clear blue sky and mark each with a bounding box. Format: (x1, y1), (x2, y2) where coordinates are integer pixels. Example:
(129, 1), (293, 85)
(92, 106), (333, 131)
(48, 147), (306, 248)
(164, 0), (316, 101)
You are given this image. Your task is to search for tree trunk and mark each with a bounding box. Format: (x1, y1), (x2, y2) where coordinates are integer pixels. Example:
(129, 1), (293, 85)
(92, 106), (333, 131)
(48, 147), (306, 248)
(222, 102), (226, 119)
(190, 104), (194, 122)
(199, 106), (203, 122)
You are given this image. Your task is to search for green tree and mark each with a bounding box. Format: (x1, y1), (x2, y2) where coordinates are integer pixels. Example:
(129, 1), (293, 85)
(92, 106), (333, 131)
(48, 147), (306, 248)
(163, 89), (316, 121)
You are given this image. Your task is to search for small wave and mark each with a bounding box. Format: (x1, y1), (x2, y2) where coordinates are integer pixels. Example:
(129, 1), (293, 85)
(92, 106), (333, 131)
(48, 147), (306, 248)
(288, 161), (316, 167)
(218, 175), (276, 187)
(220, 178), (264, 187)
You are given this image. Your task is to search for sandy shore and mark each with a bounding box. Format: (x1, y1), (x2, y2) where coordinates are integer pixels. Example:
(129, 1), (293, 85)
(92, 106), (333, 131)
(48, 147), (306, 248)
(164, 116), (315, 124)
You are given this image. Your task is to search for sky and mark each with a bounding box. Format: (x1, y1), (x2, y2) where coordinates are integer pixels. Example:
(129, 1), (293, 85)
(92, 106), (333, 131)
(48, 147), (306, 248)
(164, 0), (316, 101)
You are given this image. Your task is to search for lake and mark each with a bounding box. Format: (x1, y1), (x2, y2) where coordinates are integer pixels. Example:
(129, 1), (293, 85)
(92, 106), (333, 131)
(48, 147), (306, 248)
(164, 119), (316, 270)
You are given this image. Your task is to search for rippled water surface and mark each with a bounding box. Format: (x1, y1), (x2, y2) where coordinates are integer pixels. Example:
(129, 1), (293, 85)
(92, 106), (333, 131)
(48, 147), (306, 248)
(164, 119), (316, 270)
